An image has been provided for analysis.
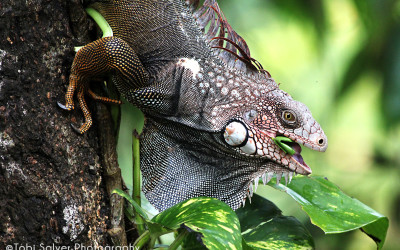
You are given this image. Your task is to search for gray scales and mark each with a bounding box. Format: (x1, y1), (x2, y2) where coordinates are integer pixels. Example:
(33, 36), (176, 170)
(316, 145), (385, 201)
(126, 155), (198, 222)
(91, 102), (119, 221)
(60, 0), (328, 211)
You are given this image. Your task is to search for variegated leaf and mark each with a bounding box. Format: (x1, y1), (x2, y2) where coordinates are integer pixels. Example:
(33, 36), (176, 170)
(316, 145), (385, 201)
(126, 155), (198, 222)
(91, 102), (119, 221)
(152, 197), (242, 249)
(237, 194), (314, 250)
(269, 175), (389, 249)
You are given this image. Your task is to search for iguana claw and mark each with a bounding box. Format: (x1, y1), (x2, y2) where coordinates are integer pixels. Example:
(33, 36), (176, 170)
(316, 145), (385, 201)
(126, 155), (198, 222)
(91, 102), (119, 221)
(57, 101), (71, 111)
(70, 123), (83, 134)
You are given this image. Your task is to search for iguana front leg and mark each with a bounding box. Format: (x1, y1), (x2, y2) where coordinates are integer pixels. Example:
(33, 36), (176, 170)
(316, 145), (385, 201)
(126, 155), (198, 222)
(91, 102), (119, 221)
(59, 36), (149, 133)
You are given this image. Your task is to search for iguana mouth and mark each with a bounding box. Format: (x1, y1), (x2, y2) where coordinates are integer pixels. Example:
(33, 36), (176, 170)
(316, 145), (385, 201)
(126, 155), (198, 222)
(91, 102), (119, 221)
(244, 139), (310, 207)
(272, 136), (311, 174)
(286, 141), (311, 173)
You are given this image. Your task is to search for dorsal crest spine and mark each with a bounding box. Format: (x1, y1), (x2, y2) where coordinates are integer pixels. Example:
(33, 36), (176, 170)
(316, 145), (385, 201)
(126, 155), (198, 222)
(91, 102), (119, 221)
(192, 0), (271, 77)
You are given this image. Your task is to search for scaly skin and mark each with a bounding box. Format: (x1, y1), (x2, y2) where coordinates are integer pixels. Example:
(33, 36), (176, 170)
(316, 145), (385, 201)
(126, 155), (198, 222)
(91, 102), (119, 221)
(60, 0), (328, 210)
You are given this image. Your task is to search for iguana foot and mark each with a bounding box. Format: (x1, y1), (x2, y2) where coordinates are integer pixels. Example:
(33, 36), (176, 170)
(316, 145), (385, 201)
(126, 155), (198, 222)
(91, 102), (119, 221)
(60, 36), (148, 133)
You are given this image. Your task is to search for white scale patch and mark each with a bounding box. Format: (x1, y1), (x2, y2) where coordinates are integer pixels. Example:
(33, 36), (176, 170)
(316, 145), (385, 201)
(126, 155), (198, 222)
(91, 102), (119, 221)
(224, 121), (247, 146)
(177, 58), (201, 79)
(240, 138), (256, 154)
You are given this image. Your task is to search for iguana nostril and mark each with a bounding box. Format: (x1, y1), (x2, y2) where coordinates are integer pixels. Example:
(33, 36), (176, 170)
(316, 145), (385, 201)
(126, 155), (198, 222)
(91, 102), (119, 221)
(318, 138), (324, 145)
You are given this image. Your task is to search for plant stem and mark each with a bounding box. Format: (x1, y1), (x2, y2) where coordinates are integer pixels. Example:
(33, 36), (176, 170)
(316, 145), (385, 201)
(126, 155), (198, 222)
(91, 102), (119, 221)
(75, 8), (114, 52)
(132, 129), (141, 206)
(132, 130), (145, 234)
(134, 230), (150, 249)
(168, 230), (189, 250)
(86, 8), (113, 37)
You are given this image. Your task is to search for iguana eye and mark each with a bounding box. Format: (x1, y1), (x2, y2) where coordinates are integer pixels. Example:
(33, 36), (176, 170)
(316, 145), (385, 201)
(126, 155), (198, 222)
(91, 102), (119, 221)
(223, 121), (248, 146)
(282, 110), (296, 123)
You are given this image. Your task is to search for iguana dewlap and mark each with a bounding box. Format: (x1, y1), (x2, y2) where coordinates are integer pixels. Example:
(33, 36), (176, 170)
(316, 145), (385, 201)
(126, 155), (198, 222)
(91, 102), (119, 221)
(60, 0), (328, 211)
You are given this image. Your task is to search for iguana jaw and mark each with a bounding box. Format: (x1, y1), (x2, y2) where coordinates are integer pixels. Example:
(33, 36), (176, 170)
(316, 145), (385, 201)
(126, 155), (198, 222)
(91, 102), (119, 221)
(243, 139), (311, 207)
(272, 136), (312, 175)
(244, 162), (299, 207)
(278, 141), (311, 175)
(256, 130), (312, 175)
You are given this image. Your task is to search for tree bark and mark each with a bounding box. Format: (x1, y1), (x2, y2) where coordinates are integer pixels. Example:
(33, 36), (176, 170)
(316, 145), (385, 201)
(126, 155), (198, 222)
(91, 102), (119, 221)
(0, 0), (121, 246)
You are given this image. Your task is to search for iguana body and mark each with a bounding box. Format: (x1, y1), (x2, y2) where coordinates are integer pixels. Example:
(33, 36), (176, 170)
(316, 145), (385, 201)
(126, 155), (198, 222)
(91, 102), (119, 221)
(60, 0), (328, 211)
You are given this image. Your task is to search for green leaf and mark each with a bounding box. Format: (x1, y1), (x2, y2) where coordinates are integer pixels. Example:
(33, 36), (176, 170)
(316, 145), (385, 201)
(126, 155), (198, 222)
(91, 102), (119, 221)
(181, 231), (208, 250)
(236, 194), (282, 232)
(152, 197), (242, 249)
(269, 175), (389, 249)
(237, 194), (314, 250)
(272, 136), (295, 155)
(243, 217), (314, 250)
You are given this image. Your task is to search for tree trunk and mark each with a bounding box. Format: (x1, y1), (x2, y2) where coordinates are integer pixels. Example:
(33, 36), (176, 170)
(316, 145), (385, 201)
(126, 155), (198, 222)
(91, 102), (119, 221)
(0, 0), (124, 246)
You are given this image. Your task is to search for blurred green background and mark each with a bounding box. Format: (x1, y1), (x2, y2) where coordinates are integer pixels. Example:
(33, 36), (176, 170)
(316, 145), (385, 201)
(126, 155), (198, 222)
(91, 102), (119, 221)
(117, 0), (400, 249)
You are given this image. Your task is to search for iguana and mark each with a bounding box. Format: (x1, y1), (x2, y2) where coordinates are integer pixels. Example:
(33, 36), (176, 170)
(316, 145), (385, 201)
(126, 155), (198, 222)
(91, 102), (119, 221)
(59, 0), (328, 211)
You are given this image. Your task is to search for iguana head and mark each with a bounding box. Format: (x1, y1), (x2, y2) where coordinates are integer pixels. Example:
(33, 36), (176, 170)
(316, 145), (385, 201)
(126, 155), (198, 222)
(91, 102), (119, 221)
(223, 88), (327, 176)
(191, 0), (327, 185)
